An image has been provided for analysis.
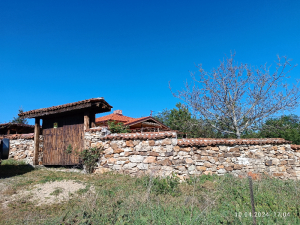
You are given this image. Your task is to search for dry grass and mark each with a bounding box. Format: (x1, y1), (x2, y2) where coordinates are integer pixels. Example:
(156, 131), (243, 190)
(0, 166), (300, 224)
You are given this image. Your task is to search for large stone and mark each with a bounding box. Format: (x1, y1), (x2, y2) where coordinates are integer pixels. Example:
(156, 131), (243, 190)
(188, 165), (196, 171)
(113, 148), (124, 154)
(107, 158), (117, 164)
(162, 138), (172, 145)
(149, 140), (155, 146)
(265, 160), (272, 166)
(129, 155), (144, 163)
(229, 147), (239, 152)
(217, 169), (227, 174)
(104, 147), (113, 154)
(196, 166), (207, 171)
(204, 162), (212, 168)
(123, 163), (137, 169)
(172, 159), (185, 165)
(143, 156), (157, 163)
(157, 159), (172, 166)
(181, 147), (191, 152)
(94, 168), (111, 174)
(177, 166), (186, 171)
(124, 152), (134, 157)
(233, 164), (243, 170)
(149, 152), (159, 156)
(185, 158), (193, 164)
(173, 146), (180, 152)
(111, 143), (118, 150)
(137, 163), (148, 170)
(126, 140), (134, 147)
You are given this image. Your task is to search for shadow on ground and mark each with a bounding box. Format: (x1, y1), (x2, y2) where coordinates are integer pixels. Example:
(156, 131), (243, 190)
(0, 165), (35, 178)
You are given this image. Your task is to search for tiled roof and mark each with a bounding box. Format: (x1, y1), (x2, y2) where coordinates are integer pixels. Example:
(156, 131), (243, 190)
(96, 131), (177, 140)
(96, 114), (135, 123)
(19, 98), (112, 118)
(0, 133), (34, 140)
(291, 145), (300, 150)
(177, 138), (291, 146)
(0, 123), (34, 128)
(124, 116), (151, 125)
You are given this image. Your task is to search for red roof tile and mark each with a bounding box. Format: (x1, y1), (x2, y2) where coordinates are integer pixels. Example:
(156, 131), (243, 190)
(19, 98), (112, 118)
(0, 133), (34, 140)
(177, 138), (291, 146)
(96, 114), (136, 123)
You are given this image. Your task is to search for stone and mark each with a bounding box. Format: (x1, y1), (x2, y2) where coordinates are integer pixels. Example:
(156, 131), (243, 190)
(224, 153), (232, 158)
(129, 155), (144, 163)
(111, 143), (118, 150)
(188, 165), (196, 171)
(177, 166), (186, 171)
(165, 152), (173, 157)
(123, 163), (137, 169)
(149, 152), (159, 157)
(107, 158), (117, 164)
(144, 156), (157, 163)
(113, 148), (124, 154)
(181, 147), (191, 152)
(104, 147), (113, 154)
(229, 147), (239, 152)
(94, 168), (111, 174)
(201, 156), (209, 161)
(233, 164), (243, 170)
(147, 140), (154, 146)
(126, 140), (134, 147)
(273, 172), (285, 177)
(185, 158), (193, 164)
(204, 162), (212, 168)
(173, 146), (180, 152)
(225, 166), (233, 171)
(265, 160), (272, 166)
(113, 165), (122, 170)
(172, 159), (185, 165)
(137, 163), (148, 170)
(211, 147), (219, 151)
(124, 152), (134, 157)
(217, 169), (227, 174)
(162, 138), (172, 145)
(196, 166), (207, 171)
(157, 159), (172, 166)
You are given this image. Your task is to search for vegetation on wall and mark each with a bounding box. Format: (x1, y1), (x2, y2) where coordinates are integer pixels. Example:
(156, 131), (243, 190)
(107, 120), (130, 133)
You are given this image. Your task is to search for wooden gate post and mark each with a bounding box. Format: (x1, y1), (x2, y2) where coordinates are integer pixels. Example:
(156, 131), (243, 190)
(84, 111), (90, 130)
(90, 112), (96, 128)
(33, 118), (40, 165)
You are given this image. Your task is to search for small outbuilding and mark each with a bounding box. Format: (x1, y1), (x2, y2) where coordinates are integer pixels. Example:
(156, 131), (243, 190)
(19, 98), (112, 166)
(0, 123), (34, 135)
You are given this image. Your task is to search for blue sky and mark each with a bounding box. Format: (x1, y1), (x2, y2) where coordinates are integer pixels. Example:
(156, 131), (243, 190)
(1, 0), (300, 124)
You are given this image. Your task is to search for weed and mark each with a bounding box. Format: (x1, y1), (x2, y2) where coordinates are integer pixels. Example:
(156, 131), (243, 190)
(50, 187), (64, 196)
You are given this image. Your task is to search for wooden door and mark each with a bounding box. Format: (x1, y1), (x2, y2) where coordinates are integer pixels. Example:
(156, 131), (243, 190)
(42, 115), (84, 165)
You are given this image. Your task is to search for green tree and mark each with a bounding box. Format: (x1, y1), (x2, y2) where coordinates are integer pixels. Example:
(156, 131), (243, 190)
(247, 114), (300, 144)
(107, 121), (130, 133)
(155, 103), (220, 138)
(10, 108), (28, 124)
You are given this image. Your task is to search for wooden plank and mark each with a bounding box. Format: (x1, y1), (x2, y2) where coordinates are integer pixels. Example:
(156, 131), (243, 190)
(90, 112), (96, 128)
(84, 111), (90, 130)
(33, 118), (40, 165)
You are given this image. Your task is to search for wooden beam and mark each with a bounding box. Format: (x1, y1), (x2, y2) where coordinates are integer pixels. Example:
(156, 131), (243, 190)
(90, 112), (96, 128)
(84, 111), (90, 130)
(33, 118), (40, 165)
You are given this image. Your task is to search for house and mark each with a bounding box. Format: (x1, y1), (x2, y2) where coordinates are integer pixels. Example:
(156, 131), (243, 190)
(0, 123), (34, 135)
(95, 110), (170, 132)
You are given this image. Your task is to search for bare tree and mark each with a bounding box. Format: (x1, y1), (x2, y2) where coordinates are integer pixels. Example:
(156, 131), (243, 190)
(170, 53), (300, 138)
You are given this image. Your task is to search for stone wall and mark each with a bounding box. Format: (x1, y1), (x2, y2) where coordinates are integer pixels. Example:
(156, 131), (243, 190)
(85, 130), (300, 180)
(0, 134), (43, 165)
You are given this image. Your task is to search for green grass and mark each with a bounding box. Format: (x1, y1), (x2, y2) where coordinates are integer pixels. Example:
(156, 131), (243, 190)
(0, 165), (300, 224)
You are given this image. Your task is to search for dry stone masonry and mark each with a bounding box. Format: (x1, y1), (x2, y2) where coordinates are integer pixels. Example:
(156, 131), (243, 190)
(0, 133), (43, 165)
(85, 130), (300, 180)
(2, 129), (300, 180)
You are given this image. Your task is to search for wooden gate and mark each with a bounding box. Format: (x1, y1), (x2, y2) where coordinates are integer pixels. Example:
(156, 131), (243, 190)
(42, 115), (84, 165)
